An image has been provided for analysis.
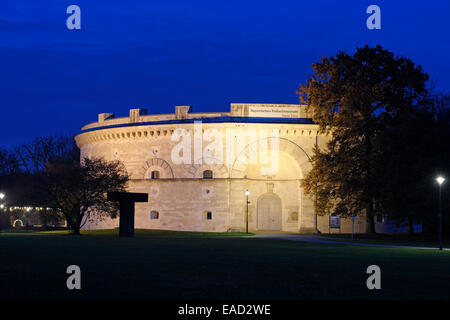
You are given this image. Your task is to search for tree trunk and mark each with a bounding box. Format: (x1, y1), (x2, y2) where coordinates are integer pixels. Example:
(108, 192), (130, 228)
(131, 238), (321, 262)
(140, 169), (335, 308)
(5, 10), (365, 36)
(407, 216), (414, 235)
(366, 215), (375, 233)
(70, 217), (81, 235)
(366, 205), (376, 234)
(364, 131), (376, 234)
(41, 211), (47, 231)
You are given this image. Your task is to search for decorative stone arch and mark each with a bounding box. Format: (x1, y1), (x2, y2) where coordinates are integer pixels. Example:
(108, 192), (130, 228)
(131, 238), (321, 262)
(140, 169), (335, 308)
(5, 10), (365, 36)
(13, 219), (24, 228)
(230, 137), (311, 178)
(188, 157), (229, 178)
(139, 158), (174, 179)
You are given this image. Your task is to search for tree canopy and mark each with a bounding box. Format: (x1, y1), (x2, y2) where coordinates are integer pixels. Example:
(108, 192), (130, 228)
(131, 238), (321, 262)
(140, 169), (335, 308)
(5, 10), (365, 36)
(298, 45), (430, 233)
(0, 135), (129, 234)
(43, 157), (129, 234)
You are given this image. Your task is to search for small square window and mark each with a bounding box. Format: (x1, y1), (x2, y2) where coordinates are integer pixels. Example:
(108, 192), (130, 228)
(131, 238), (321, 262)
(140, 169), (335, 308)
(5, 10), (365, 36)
(203, 170), (213, 179)
(151, 171), (160, 179)
(203, 211), (212, 220)
(150, 211), (159, 219)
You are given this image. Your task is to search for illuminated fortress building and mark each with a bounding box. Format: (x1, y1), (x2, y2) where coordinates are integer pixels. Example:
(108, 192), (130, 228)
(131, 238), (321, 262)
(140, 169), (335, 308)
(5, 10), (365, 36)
(75, 103), (387, 233)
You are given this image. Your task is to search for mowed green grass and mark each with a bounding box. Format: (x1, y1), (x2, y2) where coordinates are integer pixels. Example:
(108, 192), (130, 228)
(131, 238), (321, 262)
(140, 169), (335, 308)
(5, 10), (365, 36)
(322, 233), (450, 248)
(39, 228), (254, 237)
(1, 229), (449, 300)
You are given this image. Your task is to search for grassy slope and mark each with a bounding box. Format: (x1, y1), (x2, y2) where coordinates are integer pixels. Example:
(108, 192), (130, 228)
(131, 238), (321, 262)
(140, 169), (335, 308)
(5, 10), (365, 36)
(1, 232), (449, 300)
(38, 229), (255, 237)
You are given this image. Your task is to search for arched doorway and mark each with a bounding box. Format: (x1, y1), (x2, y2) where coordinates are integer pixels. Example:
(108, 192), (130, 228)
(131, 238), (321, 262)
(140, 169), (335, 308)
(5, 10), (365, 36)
(257, 193), (282, 230)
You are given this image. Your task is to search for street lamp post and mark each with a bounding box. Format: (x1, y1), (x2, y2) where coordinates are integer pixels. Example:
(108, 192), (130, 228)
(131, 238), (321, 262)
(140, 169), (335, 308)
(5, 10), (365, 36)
(351, 215), (355, 240)
(436, 177), (445, 251)
(0, 192), (5, 233)
(245, 190), (250, 234)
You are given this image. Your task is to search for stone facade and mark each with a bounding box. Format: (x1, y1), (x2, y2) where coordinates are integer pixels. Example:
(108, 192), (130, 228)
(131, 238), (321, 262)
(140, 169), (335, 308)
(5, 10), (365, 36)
(75, 103), (367, 233)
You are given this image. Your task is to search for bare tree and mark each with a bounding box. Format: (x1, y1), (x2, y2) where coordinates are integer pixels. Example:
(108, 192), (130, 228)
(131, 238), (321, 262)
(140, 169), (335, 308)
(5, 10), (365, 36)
(14, 135), (78, 174)
(11, 135), (128, 234)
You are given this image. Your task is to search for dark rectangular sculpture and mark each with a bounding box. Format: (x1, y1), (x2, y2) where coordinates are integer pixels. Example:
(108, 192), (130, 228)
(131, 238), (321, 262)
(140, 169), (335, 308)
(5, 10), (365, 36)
(107, 191), (148, 237)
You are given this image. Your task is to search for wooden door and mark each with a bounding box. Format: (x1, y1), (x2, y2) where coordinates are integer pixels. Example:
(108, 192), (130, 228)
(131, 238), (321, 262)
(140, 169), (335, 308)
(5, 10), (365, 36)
(257, 193), (282, 230)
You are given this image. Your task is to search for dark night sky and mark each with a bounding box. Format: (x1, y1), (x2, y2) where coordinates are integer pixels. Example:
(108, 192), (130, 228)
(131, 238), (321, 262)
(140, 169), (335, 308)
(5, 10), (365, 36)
(1, 0), (449, 147)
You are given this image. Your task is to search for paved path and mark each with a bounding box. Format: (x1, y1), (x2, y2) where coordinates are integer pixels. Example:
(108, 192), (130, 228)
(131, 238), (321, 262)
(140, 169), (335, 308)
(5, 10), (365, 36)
(251, 233), (450, 250)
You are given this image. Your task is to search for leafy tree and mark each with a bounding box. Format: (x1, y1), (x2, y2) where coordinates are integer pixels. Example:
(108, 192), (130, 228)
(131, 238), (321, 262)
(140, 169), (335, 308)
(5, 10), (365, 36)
(376, 106), (436, 233)
(372, 93), (450, 234)
(298, 45), (429, 233)
(43, 157), (129, 234)
(434, 95), (450, 233)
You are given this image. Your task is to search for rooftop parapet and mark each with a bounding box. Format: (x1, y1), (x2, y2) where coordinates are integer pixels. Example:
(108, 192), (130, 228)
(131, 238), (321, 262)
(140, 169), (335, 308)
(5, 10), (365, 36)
(129, 108), (148, 122)
(81, 103), (311, 131)
(175, 105), (191, 119)
(98, 113), (114, 122)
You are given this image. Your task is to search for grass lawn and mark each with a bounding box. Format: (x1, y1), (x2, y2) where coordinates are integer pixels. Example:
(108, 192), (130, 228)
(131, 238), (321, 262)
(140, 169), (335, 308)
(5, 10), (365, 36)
(38, 228), (255, 237)
(1, 229), (449, 300)
(320, 233), (450, 248)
